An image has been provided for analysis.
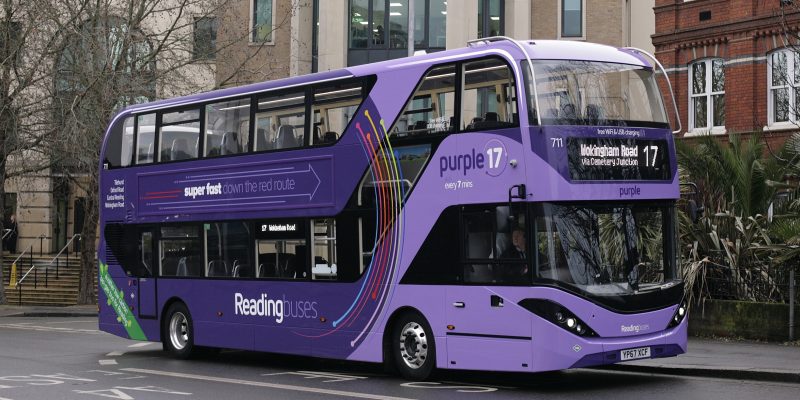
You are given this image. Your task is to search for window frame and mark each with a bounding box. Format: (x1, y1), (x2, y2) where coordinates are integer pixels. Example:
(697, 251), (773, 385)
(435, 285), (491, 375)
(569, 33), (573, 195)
(348, 0), (448, 51)
(250, 0), (277, 44)
(192, 16), (218, 61)
(688, 58), (725, 135)
(477, 0), (504, 39)
(387, 55), (521, 141)
(108, 75), (374, 168)
(767, 49), (800, 128)
(558, 0), (585, 40)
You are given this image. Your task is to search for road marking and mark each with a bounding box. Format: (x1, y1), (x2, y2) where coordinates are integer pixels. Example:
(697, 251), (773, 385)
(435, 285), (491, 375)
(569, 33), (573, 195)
(121, 368), (415, 400)
(0, 323), (101, 334)
(127, 342), (155, 348)
(43, 320), (97, 325)
(400, 382), (498, 393)
(99, 360), (118, 366)
(262, 370), (368, 383)
(106, 351), (125, 357)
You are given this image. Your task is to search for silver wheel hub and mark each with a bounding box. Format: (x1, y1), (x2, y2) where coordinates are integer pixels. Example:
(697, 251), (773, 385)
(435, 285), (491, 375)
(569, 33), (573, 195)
(169, 312), (189, 351)
(398, 321), (428, 369)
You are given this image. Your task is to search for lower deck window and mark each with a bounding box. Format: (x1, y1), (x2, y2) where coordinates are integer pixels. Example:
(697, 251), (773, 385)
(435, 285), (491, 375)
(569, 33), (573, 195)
(160, 226), (203, 277)
(257, 239), (307, 279)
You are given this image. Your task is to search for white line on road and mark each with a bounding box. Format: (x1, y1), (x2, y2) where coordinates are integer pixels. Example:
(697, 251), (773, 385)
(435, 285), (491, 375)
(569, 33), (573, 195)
(43, 320), (97, 325)
(99, 359), (118, 365)
(0, 323), (101, 334)
(121, 368), (416, 400)
(106, 351), (125, 357)
(127, 342), (156, 348)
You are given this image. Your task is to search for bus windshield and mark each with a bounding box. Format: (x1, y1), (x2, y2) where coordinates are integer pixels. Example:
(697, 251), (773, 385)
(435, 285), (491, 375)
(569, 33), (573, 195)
(535, 202), (679, 298)
(528, 60), (669, 127)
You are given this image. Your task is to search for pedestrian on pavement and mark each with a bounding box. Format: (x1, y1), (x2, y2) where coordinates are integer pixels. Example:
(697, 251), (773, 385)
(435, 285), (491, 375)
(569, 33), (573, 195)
(4, 214), (18, 253)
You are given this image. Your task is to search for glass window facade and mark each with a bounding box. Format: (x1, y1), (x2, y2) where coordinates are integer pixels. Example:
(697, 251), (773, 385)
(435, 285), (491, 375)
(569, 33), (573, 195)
(348, 0), (448, 65)
(252, 0), (274, 42)
(193, 16), (217, 60)
(561, 0), (582, 38)
(478, 0), (504, 38)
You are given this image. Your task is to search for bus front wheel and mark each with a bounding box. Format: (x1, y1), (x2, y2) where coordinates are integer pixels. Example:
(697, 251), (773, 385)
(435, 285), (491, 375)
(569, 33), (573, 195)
(392, 312), (436, 380)
(163, 302), (195, 359)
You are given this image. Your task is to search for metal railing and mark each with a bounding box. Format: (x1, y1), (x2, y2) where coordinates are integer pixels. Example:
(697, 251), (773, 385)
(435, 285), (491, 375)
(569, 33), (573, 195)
(1, 228), (11, 240)
(14, 234), (81, 305)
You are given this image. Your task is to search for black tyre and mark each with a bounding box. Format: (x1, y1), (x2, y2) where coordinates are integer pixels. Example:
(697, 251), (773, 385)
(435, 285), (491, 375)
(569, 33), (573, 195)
(163, 302), (195, 359)
(392, 312), (436, 380)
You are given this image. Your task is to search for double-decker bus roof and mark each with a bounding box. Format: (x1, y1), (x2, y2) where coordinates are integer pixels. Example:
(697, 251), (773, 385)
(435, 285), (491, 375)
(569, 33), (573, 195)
(117, 39), (650, 117)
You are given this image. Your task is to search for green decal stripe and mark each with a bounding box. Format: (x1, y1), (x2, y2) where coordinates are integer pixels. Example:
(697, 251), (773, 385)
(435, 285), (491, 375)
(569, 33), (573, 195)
(99, 262), (147, 341)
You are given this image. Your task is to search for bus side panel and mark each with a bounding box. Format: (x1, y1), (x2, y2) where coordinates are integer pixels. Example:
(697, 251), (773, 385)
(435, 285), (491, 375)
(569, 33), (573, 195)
(344, 285), (448, 366)
(447, 337), (532, 372)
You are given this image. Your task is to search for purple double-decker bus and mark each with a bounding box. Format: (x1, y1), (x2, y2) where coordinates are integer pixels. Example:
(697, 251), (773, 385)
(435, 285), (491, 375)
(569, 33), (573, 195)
(98, 38), (687, 380)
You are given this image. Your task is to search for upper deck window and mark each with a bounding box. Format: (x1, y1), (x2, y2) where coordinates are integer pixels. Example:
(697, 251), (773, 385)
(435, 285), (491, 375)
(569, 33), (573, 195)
(103, 117), (133, 169)
(205, 99), (250, 157)
(527, 60), (668, 128)
(159, 109), (201, 162)
(462, 58), (517, 130)
(136, 113), (156, 165)
(311, 81), (362, 145)
(256, 90), (306, 151)
(393, 64), (456, 137)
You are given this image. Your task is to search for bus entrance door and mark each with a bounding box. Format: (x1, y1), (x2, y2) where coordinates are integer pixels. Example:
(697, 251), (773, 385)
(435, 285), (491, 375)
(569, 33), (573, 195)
(138, 231), (158, 318)
(445, 287), (533, 372)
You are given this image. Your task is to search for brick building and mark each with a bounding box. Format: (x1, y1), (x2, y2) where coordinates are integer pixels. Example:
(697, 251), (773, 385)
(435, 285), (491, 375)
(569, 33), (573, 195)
(654, 0), (800, 146)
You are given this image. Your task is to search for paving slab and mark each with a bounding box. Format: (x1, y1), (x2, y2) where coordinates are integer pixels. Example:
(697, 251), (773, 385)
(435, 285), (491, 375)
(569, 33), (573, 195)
(0, 304), (97, 317)
(601, 338), (800, 383)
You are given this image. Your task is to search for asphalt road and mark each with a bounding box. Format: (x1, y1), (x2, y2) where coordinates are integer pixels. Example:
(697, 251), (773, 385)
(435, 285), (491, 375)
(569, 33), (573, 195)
(0, 317), (798, 400)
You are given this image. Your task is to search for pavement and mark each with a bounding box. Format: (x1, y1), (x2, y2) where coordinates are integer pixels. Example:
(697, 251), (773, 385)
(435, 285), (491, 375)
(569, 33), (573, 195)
(1, 304), (798, 384)
(0, 304), (98, 317)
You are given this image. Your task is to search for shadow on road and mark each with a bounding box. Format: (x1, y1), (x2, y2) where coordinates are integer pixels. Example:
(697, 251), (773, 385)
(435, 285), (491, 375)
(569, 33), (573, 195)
(123, 347), (679, 393)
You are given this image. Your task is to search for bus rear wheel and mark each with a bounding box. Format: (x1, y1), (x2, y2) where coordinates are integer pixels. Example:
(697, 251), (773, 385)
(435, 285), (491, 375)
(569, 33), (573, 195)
(163, 302), (195, 359)
(392, 312), (435, 380)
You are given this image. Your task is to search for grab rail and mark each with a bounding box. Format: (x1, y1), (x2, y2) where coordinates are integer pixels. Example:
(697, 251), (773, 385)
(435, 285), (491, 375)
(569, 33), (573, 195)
(15, 234), (81, 299)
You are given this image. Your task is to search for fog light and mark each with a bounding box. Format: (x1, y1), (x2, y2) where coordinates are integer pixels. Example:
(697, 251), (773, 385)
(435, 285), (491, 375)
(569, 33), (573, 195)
(555, 312), (565, 323)
(566, 318), (576, 328)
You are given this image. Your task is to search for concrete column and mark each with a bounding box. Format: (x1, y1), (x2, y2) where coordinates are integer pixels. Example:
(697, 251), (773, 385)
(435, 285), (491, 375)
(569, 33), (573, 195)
(505, 0), (531, 40)
(318, 0), (348, 71)
(446, 0), (478, 50)
(290, 0), (314, 76)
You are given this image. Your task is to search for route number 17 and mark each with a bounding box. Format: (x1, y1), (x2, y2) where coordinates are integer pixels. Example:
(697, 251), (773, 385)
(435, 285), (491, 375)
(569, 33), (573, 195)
(642, 145), (659, 167)
(486, 147), (503, 169)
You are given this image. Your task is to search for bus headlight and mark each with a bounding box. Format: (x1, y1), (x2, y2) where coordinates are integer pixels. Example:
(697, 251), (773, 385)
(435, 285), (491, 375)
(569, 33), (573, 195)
(667, 300), (688, 328)
(518, 299), (598, 337)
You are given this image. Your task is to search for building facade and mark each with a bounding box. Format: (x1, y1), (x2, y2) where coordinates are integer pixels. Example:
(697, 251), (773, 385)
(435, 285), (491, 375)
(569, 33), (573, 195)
(654, 0), (799, 145)
(3, 1), (218, 255)
(4, 0), (657, 255)
(218, 0), (655, 81)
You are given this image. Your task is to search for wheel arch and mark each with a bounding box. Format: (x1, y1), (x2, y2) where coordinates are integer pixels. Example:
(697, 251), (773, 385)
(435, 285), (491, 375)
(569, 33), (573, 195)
(381, 306), (429, 365)
(159, 296), (187, 342)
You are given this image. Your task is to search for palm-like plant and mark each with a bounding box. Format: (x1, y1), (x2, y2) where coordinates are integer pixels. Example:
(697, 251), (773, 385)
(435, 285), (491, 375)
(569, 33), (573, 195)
(677, 133), (788, 303)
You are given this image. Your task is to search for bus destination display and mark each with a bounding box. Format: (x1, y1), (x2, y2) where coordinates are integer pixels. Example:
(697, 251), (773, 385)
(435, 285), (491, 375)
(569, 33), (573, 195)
(567, 138), (670, 181)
